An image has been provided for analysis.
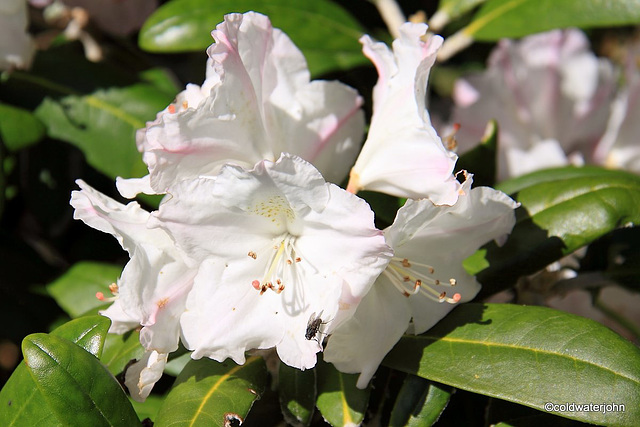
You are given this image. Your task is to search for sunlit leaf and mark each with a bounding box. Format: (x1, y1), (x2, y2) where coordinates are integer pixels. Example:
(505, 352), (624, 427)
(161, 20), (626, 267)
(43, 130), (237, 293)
(155, 356), (267, 426)
(139, 0), (368, 76)
(22, 333), (140, 426)
(467, 0), (640, 40)
(384, 303), (640, 426)
(101, 331), (145, 376)
(477, 166), (640, 296)
(316, 361), (370, 427)
(0, 316), (111, 427)
(47, 261), (121, 318)
(430, 0), (488, 30)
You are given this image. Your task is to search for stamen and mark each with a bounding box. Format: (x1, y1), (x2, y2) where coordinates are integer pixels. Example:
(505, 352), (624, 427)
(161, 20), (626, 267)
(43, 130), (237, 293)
(248, 251), (257, 259)
(95, 291), (117, 303)
(386, 257), (461, 304)
(168, 104), (176, 114)
(182, 100), (188, 110)
(251, 237), (300, 295)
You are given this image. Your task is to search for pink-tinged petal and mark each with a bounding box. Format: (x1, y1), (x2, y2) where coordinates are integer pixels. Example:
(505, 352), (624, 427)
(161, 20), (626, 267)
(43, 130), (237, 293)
(125, 350), (168, 402)
(349, 23), (460, 203)
(100, 300), (139, 334)
(450, 29), (617, 180)
(135, 12), (364, 193)
(324, 276), (411, 388)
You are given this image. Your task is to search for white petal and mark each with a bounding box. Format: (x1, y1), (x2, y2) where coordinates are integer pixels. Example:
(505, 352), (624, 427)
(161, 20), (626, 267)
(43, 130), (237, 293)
(504, 139), (569, 178)
(125, 350), (168, 402)
(0, 0), (34, 70)
(115, 175), (155, 198)
(136, 12), (364, 192)
(324, 275), (411, 388)
(349, 23), (460, 203)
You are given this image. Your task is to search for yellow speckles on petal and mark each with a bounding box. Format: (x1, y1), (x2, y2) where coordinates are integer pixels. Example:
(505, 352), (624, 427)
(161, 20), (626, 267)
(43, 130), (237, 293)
(251, 196), (295, 227)
(157, 298), (169, 308)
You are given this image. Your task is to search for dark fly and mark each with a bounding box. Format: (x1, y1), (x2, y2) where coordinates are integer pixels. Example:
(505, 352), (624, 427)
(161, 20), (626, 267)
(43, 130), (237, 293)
(305, 311), (326, 341)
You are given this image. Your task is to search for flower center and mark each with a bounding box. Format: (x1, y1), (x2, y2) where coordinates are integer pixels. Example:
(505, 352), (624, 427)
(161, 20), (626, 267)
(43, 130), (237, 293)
(383, 257), (461, 304)
(249, 235), (301, 295)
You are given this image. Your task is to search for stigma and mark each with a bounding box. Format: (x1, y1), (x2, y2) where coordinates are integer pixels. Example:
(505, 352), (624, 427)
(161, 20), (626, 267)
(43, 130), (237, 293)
(249, 236), (301, 295)
(383, 257), (461, 304)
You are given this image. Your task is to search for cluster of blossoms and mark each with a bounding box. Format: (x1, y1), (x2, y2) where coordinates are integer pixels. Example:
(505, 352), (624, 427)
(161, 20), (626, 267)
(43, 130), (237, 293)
(448, 28), (640, 180)
(71, 12), (518, 399)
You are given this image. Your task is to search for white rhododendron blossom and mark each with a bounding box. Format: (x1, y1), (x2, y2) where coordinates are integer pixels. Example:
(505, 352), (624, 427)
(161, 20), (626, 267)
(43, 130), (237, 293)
(347, 22), (461, 204)
(593, 43), (640, 173)
(0, 0), (35, 70)
(120, 12), (364, 197)
(70, 181), (196, 401)
(325, 176), (518, 388)
(450, 29), (617, 180)
(149, 154), (392, 370)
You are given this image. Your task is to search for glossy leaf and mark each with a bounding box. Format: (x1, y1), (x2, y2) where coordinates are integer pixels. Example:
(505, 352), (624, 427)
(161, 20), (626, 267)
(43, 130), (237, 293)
(477, 166), (640, 296)
(101, 331), (145, 376)
(47, 261), (121, 318)
(279, 363), (316, 426)
(130, 395), (164, 423)
(316, 361), (370, 427)
(139, 0), (368, 76)
(22, 333), (140, 427)
(35, 83), (171, 180)
(0, 102), (45, 151)
(0, 316), (111, 427)
(389, 375), (452, 427)
(154, 356), (267, 426)
(430, 0), (487, 30)
(384, 303), (640, 426)
(466, 0), (640, 40)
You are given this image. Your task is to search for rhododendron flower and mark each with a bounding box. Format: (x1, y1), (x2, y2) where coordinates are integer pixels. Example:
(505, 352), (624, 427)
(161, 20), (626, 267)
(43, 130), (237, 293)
(70, 181), (196, 401)
(346, 22), (460, 205)
(149, 154), (391, 370)
(120, 12), (364, 197)
(450, 29), (617, 180)
(325, 176), (518, 387)
(1, 0), (34, 70)
(593, 43), (640, 173)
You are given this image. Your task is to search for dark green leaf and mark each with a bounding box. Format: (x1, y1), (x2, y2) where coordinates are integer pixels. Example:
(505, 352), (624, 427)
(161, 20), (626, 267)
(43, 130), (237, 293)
(155, 356), (267, 426)
(279, 363), (316, 426)
(384, 303), (640, 426)
(316, 360), (370, 426)
(389, 375), (452, 427)
(139, 0), (368, 76)
(466, 0), (640, 40)
(21, 332), (139, 427)
(101, 331), (145, 376)
(47, 261), (121, 318)
(456, 119), (497, 188)
(477, 166), (640, 296)
(0, 316), (111, 427)
(0, 102), (45, 151)
(130, 395), (163, 423)
(35, 83), (171, 180)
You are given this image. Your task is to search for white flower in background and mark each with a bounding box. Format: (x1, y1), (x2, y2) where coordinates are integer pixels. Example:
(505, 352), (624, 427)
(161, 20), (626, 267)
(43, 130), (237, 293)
(149, 154), (391, 370)
(593, 42), (640, 173)
(120, 12), (365, 197)
(450, 29), (617, 180)
(1, 0), (35, 70)
(346, 22), (461, 205)
(70, 181), (197, 401)
(325, 176), (518, 388)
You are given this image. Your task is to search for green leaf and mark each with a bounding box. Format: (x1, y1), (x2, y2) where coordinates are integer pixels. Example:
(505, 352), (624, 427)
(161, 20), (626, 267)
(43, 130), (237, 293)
(130, 395), (164, 423)
(465, 0), (640, 40)
(316, 360), (370, 427)
(35, 83), (171, 180)
(456, 119), (497, 188)
(139, 0), (368, 76)
(0, 102), (45, 151)
(279, 363), (316, 426)
(22, 333), (140, 427)
(155, 356), (267, 426)
(384, 303), (640, 426)
(0, 316), (111, 427)
(101, 331), (145, 376)
(389, 375), (452, 427)
(477, 166), (640, 296)
(47, 261), (122, 318)
(431, 0), (488, 30)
